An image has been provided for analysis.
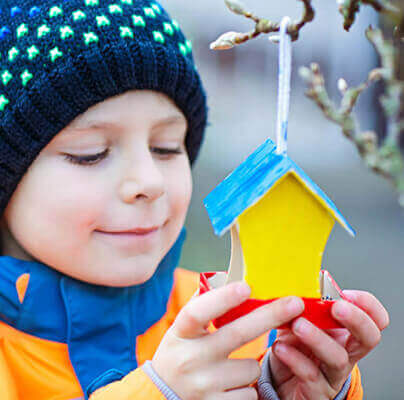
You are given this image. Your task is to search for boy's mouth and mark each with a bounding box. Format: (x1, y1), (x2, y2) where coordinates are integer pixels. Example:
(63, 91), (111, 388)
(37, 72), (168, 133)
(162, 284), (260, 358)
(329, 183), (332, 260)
(100, 226), (160, 235)
(93, 225), (165, 250)
(94, 219), (169, 237)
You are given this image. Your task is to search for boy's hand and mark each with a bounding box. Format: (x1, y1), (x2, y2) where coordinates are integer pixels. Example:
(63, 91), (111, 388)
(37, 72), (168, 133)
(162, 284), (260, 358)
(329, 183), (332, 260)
(269, 290), (389, 400)
(152, 282), (305, 400)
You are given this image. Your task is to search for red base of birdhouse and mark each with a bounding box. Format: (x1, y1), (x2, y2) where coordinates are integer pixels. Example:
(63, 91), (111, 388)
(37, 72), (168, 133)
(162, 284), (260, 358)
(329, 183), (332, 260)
(199, 271), (350, 329)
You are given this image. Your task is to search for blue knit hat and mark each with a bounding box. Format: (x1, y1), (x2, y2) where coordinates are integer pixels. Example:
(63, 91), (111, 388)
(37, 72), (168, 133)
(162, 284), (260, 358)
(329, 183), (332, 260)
(0, 0), (208, 216)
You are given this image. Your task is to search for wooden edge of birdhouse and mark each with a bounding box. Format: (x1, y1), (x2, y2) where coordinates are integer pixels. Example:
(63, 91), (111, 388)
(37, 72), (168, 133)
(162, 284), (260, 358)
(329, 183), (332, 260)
(226, 222), (245, 285)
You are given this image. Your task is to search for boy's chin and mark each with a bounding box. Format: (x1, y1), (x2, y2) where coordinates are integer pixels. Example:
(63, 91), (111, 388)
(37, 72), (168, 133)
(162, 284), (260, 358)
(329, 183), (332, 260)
(60, 262), (160, 287)
(89, 266), (158, 287)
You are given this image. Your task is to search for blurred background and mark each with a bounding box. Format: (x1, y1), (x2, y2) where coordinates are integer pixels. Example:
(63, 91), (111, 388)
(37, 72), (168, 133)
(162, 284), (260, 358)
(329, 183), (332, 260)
(161, 1), (403, 398)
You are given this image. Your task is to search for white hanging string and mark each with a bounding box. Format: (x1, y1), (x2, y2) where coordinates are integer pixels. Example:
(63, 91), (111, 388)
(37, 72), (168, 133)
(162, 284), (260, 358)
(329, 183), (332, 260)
(273, 16), (292, 156)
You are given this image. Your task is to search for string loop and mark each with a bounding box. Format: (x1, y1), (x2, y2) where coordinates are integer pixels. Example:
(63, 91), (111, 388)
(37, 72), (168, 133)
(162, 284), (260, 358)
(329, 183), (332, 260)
(274, 16), (292, 155)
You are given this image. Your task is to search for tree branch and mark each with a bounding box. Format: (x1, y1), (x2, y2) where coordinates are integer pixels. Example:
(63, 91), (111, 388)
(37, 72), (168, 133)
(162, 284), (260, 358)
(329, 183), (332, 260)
(212, 0), (404, 205)
(210, 0), (314, 50)
(299, 27), (404, 205)
(337, 0), (401, 31)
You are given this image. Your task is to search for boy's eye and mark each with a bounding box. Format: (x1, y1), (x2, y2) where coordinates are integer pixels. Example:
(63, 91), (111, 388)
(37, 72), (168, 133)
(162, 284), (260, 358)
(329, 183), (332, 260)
(150, 146), (184, 158)
(63, 147), (183, 166)
(63, 148), (110, 166)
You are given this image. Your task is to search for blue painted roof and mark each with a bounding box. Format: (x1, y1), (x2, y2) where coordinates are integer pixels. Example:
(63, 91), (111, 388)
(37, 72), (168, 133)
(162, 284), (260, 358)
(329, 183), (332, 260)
(203, 138), (355, 237)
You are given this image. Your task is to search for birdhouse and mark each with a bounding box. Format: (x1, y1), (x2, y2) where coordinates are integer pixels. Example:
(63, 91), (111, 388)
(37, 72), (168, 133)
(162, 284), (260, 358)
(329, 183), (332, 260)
(200, 137), (355, 329)
(200, 16), (356, 329)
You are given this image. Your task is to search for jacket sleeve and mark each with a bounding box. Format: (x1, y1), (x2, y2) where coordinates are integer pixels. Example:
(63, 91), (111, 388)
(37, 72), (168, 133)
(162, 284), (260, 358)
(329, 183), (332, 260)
(346, 364), (363, 400)
(89, 366), (167, 400)
(0, 347), (18, 400)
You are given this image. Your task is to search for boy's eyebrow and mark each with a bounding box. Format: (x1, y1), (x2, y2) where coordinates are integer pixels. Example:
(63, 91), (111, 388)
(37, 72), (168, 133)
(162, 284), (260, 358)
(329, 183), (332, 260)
(64, 115), (186, 135)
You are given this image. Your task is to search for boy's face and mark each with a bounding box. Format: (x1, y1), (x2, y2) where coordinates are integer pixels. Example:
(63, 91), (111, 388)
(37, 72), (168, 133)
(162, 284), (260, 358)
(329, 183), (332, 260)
(2, 90), (192, 286)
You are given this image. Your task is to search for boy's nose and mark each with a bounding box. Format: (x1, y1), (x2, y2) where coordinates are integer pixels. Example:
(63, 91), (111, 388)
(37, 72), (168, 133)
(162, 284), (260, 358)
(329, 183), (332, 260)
(119, 155), (165, 203)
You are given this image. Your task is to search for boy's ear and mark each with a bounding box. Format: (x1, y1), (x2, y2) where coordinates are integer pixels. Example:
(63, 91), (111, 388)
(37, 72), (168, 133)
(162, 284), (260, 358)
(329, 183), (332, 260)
(0, 216), (8, 232)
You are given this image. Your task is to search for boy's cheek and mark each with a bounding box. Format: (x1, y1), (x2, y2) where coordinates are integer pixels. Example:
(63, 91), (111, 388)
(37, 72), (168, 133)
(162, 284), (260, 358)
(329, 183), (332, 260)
(168, 161), (192, 216)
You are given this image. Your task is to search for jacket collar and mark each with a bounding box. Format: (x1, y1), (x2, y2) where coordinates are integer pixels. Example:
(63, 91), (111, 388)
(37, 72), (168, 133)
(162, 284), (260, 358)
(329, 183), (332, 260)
(0, 227), (187, 397)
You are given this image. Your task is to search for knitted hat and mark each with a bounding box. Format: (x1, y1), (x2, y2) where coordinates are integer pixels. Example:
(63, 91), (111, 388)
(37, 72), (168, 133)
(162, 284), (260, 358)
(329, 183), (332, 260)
(0, 0), (208, 216)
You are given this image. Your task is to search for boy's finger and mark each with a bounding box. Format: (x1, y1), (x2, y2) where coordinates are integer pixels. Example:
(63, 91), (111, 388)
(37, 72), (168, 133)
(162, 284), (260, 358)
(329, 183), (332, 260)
(269, 348), (294, 387)
(211, 296), (304, 357)
(332, 300), (381, 363)
(275, 333), (314, 359)
(342, 290), (390, 331)
(172, 281), (251, 339)
(272, 342), (329, 392)
(324, 328), (350, 348)
(291, 318), (349, 388)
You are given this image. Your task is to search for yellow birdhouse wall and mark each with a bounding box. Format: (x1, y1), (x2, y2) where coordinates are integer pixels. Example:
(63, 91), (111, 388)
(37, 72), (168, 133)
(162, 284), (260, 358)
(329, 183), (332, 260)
(237, 172), (335, 299)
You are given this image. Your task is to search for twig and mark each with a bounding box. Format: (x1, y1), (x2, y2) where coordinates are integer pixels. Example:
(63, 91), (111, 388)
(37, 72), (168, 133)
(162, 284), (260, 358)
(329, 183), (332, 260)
(213, 0), (404, 205)
(299, 27), (404, 205)
(337, 0), (401, 31)
(210, 0), (314, 50)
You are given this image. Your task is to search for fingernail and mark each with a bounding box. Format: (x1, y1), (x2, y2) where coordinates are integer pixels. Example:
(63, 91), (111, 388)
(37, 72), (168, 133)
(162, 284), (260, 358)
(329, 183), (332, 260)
(334, 300), (350, 319)
(274, 343), (287, 354)
(236, 282), (251, 298)
(286, 297), (304, 314)
(294, 318), (310, 335)
(342, 290), (356, 301)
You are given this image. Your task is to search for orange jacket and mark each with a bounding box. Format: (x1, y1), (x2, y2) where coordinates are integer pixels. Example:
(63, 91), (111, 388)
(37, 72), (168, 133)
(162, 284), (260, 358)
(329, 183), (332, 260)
(0, 267), (363, 400)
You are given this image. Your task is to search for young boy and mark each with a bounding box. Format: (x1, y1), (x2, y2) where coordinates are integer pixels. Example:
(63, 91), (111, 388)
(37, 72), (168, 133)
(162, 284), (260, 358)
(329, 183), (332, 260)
(0, 1), (388, 399)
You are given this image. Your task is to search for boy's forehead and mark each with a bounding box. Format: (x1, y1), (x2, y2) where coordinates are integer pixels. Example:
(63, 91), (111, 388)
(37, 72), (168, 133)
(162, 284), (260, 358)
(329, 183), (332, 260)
(62, 90), (187, 135)
(66, 116), (186, 134)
